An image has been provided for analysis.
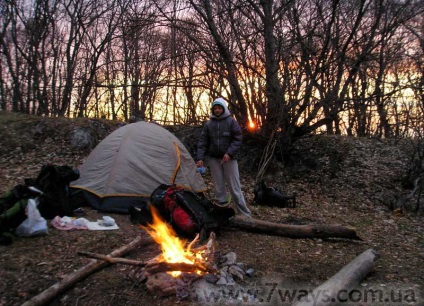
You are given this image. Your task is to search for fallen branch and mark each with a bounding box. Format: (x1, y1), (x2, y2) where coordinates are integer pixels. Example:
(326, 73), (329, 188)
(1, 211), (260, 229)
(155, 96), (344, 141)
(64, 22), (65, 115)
(292, 248), (379, 306)
(229, 216), (362, 240)
(78, 251), (147, 266)
(22, 235), (152, 306)
(79, 251), (215, 275)
(78, 253), (207, 274)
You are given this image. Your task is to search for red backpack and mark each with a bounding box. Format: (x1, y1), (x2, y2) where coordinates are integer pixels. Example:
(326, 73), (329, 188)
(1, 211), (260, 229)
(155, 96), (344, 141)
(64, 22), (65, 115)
(161, 186), (197, 235)
(149, 184), (233, 239)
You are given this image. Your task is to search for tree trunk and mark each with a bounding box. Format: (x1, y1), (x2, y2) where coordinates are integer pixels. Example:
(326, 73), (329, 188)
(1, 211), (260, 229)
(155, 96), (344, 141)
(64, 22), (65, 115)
(261, 0), (284, 133)
(229, 216), (361, 240)
(292, 248), (379, 306)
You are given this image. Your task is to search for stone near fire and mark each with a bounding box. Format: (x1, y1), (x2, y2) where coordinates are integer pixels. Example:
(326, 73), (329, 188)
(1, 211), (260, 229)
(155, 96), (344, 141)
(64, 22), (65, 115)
(216, 267), (237, 286)
(145, 272), (177, 297)
(216, 276), (227, 285)
(220, 252), (237, 266)
(229, 265), (245, 281)
(245, 268), (255, 277)
(204, 273), (219, 284)
(225, 273), (236, 285)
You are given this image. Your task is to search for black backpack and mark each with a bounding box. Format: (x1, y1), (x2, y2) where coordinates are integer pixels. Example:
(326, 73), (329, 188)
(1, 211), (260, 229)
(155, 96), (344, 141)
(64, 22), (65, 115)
(28, 165), (80, 219)
(0, 165), (79, 245)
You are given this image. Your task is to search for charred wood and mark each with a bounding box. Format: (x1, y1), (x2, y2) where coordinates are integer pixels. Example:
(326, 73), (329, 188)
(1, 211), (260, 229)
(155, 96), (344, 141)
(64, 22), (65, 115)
(145, 261), (209, 274)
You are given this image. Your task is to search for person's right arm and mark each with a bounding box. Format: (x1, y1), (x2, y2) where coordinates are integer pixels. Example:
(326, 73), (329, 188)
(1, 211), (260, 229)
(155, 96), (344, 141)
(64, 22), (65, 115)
(196, 123), (209, 165)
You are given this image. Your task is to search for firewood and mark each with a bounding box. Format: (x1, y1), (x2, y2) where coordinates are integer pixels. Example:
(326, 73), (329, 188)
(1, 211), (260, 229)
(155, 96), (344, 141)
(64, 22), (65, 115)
(77, 252), (209, 273)
(78, 233), (217, 278)
(186, 233), (200, 253)
(293, 248), (379, 306)
(78, 251), (147, 266)
(145, 261), (208, 274)
(229, 216), (362, 240)
(21, 235), (152, 306)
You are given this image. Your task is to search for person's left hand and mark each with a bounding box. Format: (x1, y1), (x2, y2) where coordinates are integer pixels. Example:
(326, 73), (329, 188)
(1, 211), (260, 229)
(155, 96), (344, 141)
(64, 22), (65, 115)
(221, 153), (230, 164)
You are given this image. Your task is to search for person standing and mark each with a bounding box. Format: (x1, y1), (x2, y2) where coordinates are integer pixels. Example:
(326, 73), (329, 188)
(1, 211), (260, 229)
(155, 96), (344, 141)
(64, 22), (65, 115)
(196, 97), (251, 217)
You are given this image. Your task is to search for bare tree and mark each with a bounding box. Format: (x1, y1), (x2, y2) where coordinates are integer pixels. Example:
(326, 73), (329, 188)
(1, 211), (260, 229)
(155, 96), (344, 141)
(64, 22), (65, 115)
(0, 0), (423, 148)
(403, 9), (424, 135)
(72, 0), (127, 117)
(55, 0), (90, 116)
(186, 0), (249, 126)
(0, 0), (25, 112)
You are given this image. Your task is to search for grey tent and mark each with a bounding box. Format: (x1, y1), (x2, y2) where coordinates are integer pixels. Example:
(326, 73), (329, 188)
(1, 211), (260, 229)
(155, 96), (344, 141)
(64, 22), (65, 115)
(70, 121), (206, 213)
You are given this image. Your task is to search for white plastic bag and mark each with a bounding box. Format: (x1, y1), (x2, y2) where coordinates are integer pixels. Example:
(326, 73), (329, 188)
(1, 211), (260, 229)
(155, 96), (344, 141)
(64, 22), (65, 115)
(15, 198), (48, 237)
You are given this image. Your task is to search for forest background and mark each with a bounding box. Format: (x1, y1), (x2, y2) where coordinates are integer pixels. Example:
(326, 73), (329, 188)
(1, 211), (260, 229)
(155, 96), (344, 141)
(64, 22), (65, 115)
(1, 0), (424, 153)
(1, 2), (424, 304)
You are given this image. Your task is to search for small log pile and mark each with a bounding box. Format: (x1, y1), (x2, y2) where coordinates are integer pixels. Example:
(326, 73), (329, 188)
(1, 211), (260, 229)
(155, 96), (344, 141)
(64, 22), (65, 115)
(76, 232), (256, 298)
(144, 250), (255, 298)
(139, 232), (255, 297)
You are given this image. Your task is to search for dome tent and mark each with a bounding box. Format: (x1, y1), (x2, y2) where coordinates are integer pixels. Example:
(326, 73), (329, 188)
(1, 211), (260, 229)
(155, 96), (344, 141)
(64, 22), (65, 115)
(70, 121), (206, 213)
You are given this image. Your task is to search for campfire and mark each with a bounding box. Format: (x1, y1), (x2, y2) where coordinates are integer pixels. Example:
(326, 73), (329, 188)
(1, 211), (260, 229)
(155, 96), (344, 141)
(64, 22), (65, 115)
(138, 206), (214, 296)
(28, 196), (368, 305)
(139, 207), (252, 298)
(141, 206), (214, 276)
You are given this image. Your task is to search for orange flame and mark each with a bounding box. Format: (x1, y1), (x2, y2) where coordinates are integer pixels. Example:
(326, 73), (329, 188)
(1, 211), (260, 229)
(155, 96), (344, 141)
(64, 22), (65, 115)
(142, 206), (203, 277)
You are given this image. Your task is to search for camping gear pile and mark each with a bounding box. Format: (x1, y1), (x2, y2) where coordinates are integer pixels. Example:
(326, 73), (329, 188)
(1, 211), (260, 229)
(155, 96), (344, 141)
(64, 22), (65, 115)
(1, 121), (234, 244)
(0, 165), (80, 244)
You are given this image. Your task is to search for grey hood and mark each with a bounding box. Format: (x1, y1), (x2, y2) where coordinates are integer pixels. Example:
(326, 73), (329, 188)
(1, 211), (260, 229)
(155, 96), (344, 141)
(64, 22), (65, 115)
(210, 97), (231, 119)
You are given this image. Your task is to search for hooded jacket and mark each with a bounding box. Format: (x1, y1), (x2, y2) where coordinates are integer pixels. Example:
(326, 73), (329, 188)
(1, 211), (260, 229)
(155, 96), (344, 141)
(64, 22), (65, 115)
(196, 98), (243, 160)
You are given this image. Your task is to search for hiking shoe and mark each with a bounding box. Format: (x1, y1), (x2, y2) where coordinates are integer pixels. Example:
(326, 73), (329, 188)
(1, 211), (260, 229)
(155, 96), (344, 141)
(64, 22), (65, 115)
(225, 194), (232, 204)
(218, 194), (232, 207)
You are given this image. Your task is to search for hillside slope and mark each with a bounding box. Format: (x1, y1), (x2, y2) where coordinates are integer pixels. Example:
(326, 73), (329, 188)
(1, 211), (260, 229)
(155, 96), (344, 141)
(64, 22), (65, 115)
(0, 112), (422, 306)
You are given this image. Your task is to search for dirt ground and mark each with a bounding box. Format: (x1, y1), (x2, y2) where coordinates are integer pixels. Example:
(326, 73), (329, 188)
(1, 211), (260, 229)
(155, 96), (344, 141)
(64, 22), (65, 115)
(0, 113), (422, 306)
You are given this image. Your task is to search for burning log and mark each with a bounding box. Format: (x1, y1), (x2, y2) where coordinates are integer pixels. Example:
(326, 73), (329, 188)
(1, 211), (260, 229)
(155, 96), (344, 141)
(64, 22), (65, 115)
(145, 261), (208, 274)
(77, 252), (212, 274)
(229, 216), (362, 240)
(135, 232), (218, 298)
(78, 232), (217, 278)
(131, 208), (252, 298)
